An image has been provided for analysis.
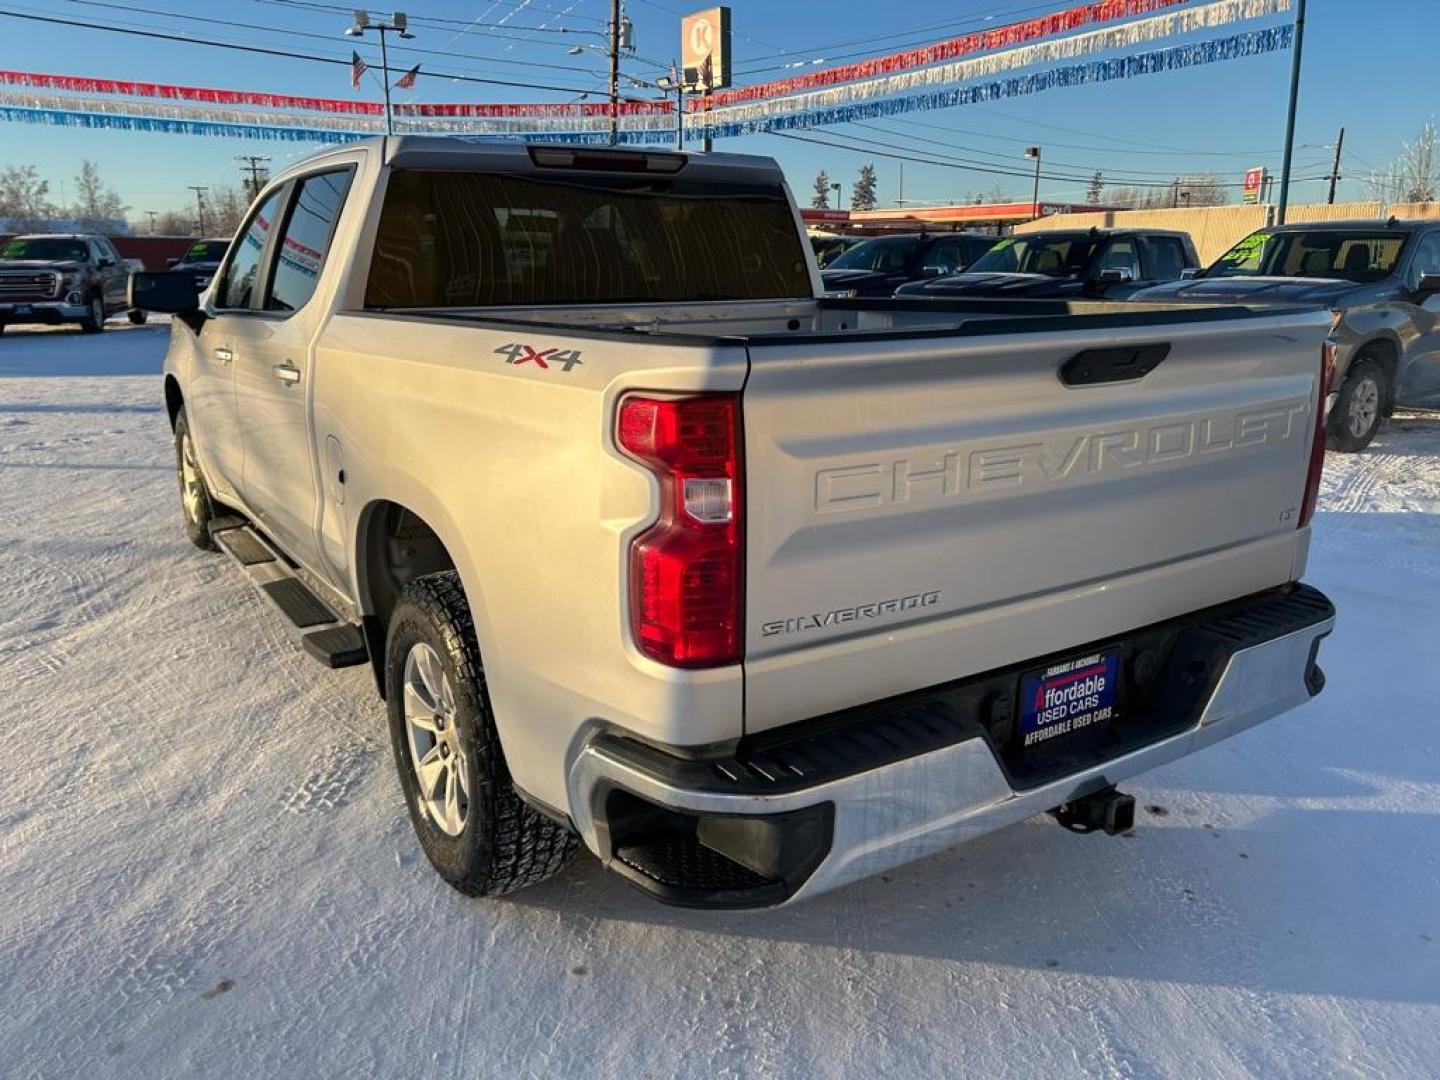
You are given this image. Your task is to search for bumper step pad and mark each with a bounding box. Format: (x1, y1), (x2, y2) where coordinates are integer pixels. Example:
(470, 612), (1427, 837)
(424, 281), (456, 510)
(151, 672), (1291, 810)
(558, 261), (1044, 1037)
(211, 521), (368, 669)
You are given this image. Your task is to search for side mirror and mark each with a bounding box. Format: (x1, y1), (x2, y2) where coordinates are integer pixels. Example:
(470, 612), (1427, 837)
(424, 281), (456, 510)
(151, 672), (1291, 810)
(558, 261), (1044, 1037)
(919, 265), (948, 279)
(1415, 273), (1440, 297)
(129, 270), (200, 314)
(97, 257), (115, 269)
(1179, 267), (1200, 280)
(166, 257), (179, 268)
(1097, 267), (1135, 285)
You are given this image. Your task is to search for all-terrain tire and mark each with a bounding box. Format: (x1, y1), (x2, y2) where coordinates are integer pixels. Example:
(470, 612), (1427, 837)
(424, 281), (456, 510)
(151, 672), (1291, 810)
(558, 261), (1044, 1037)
(385, 571), (578, 897)
(1326, 357), (1386, 452)
(173, 406), (218, 550)
(78, 293), (106, 334)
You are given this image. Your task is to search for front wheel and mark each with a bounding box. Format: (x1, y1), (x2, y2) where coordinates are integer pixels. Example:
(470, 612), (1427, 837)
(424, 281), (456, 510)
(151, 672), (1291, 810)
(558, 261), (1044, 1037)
(78, 294), (106, 334)
(1327, 358), (1386, 452)
(385, 572), (578, 897)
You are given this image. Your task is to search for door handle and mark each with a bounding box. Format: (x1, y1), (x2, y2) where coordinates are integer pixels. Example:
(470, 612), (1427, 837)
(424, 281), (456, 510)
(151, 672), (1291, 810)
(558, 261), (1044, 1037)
(272, 361), (302, 385)
(213, 347), (232, 363)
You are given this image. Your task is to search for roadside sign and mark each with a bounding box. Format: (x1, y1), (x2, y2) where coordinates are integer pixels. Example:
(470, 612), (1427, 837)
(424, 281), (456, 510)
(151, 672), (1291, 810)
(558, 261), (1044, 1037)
(1243, 167), (1266, 204)
(681, 7), (731, 91)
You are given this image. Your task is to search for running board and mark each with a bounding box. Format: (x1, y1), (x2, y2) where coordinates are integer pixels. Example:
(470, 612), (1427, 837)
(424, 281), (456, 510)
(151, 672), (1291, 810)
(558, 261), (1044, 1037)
(210, 520), (368, 669)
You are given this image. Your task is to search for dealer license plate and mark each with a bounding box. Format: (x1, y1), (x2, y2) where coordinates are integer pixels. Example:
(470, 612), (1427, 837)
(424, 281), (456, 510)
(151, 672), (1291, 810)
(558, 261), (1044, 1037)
(1018, 650), (1121, 752)
(13, 304), (33, 315)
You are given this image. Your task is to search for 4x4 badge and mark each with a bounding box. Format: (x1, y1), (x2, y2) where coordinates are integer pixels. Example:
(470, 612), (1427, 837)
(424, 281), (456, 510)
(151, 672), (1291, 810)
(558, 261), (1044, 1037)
(495, 343), (583, 373)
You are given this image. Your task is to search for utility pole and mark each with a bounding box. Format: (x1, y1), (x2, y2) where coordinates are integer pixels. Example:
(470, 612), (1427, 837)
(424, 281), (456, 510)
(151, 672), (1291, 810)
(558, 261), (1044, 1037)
(608, 0), (621, 144)
(144, 210), (158, 235)
(898, 163), (905, 209)
(187, 185), (208, 235)
(1326, 125), (1346, 204)
(346, 11), (415, 137)
(832, 182), (843, 211)
(1276, 0), (1307, 225)
(236, 155), (271, 201)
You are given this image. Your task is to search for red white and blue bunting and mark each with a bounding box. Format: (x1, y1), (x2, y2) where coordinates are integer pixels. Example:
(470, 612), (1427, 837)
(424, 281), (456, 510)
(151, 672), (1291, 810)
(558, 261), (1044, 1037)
(0, 0), (1295, 146)
(692, 25), (1293, 141)
(690, 0), (1290, 135)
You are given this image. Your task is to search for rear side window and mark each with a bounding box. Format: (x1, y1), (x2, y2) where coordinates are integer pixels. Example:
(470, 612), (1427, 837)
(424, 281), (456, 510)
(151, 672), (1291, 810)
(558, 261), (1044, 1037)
(1145, 237), (1189, 280)
(265, 168), (354, 313)
(218, 189), (285, 310)
(365, 168), (811, 308)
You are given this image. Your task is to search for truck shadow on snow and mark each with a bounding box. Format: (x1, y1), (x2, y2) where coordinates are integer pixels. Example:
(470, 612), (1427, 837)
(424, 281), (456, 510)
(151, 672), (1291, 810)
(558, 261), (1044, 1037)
(510, 805), (1439, 1005)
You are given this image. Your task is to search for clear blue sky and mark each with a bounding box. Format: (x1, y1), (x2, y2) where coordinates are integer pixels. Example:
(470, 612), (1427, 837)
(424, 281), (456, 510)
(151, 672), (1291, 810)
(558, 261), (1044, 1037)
(0, 0), (1430, 219)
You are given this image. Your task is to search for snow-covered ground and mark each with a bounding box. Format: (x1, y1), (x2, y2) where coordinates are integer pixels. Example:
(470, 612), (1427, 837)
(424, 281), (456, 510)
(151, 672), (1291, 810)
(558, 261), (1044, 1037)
(1, 323), (1438, 1079)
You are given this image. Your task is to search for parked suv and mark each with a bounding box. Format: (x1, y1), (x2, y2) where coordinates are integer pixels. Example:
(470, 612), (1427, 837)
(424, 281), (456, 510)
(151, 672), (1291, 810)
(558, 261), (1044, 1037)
(1135, 219), (1440, 450)
(821, 231), (997, 297)
(0, 234), (130, 333)
(897, 228), (1198, 300)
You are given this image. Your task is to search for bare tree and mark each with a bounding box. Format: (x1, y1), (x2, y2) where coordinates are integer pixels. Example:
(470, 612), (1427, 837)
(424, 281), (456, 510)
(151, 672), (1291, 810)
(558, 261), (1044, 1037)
(71, 160), (129, 232)
(1373, 121), (1439, 203)
(0, 165), (57, 230)
(206, 187), (249, 236)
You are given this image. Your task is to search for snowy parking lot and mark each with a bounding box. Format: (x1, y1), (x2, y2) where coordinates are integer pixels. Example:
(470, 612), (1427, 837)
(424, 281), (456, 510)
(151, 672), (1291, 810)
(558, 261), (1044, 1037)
(1, 323), (1438, 1079)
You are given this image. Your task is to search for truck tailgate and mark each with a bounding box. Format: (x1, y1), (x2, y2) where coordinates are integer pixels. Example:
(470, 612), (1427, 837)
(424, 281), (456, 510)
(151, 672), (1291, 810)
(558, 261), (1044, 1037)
(741, 311), (1331, 733)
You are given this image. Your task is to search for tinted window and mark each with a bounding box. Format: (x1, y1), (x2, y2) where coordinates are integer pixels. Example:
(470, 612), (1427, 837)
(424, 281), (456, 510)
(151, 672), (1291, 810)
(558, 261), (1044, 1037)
(828, 237), (922, 272)
(1208, 230), (1408, 283)
(219, 189), (285, 310)
(968, 235), (1098, 277)
(2, 238), (88, 261)
(1146, 237), (1188, 280)
(266, 169), (353, 313)
(365, 169), (810, 308)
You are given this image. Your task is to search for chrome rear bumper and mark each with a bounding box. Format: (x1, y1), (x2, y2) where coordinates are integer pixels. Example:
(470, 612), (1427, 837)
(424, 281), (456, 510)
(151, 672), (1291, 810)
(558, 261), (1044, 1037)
(568, 587), (1333, 908)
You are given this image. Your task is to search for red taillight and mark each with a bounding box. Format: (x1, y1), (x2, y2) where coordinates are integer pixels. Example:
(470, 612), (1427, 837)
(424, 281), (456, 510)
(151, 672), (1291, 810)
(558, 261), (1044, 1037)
(1299, 342), (1336, 528)
(617, 394), (743, 667)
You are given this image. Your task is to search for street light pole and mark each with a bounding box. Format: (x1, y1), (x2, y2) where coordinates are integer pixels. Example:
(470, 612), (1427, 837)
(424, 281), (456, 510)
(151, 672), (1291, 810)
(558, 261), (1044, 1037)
(346, 12), (415, 138)
(832, 182), (843, 211)
(1276, 0), (1307, 225)
(187, 185), (208, 235)
(1025, 146), (1042, 220)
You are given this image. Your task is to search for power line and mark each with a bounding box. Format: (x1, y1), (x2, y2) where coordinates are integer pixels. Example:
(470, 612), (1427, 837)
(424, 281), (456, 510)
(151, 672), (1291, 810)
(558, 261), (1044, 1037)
(846, 120), (1271, 180)
(51, 0), (612, 75)
(766, 127), (1332, 191)
(0, 8), (616, 96)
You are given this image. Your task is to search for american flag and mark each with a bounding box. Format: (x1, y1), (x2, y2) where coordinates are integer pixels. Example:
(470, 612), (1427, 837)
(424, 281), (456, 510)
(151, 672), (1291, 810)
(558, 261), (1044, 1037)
(396, 63), (421, 90)
(350, 51), (367, 90)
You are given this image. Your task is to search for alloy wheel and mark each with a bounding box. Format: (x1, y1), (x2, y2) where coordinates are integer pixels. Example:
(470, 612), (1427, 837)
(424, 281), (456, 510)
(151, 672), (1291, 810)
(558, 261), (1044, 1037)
(401, 642), (469, 836)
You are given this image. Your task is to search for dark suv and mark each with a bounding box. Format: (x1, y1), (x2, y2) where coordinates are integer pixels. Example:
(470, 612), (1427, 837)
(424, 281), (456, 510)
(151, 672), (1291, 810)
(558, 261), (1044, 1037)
(0, 234), (131, 333)
(896, 228), (1198, 300)
(821, 232), (998, 297)
(1135, 219), (1440, 451)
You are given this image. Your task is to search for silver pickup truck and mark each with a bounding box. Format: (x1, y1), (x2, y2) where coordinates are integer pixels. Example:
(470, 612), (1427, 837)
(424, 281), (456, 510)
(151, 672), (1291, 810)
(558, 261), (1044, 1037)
(133, 136), (1336, 909)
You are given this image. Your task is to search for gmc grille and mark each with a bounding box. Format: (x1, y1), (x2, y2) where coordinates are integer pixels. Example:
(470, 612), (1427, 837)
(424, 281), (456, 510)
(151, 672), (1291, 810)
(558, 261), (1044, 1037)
(0, 272), (61, 300)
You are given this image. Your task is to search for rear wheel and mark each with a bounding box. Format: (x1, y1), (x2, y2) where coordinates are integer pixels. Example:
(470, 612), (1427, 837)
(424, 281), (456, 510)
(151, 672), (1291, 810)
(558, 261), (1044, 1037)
(78, 294), (106, 334)
(173, 407), (217, 550)
(385, 571), (578, 897)
(127, 309), (147, 326)
(1327, 358), (1385, 452)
